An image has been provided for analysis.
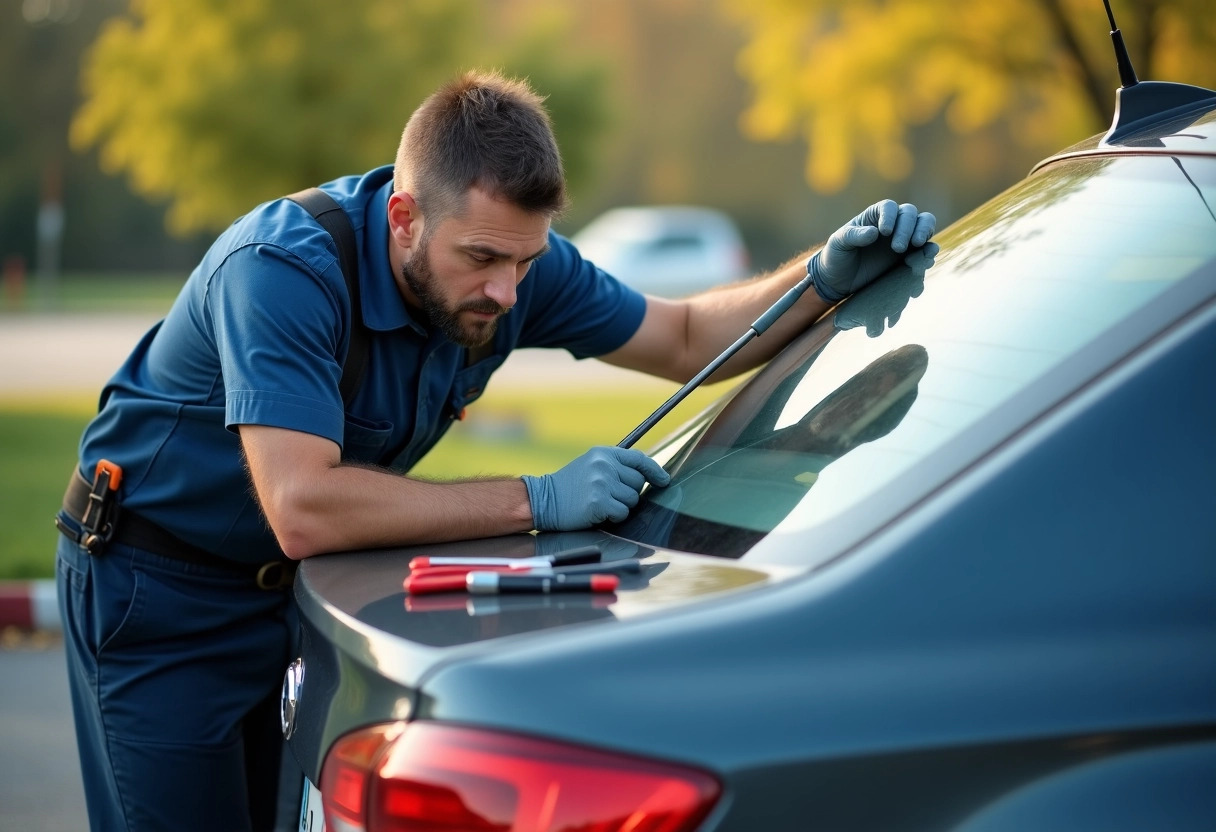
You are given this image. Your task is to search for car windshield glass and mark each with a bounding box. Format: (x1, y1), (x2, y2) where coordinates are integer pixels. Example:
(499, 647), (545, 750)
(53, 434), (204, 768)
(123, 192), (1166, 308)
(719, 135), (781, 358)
(607, 155), (1216, 559)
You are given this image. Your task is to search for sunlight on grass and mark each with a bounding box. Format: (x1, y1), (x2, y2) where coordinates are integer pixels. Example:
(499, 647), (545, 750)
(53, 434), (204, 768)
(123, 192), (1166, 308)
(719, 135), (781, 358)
(0, 381), (731, 579)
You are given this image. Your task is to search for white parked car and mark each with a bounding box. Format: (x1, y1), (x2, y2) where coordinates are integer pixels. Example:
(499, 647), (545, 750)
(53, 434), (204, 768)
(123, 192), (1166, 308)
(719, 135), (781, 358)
(569, 205), (750, 298)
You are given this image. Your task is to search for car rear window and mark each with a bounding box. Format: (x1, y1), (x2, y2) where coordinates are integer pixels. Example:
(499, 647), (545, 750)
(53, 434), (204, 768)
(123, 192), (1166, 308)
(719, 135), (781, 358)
(609, 155), (1216, 560)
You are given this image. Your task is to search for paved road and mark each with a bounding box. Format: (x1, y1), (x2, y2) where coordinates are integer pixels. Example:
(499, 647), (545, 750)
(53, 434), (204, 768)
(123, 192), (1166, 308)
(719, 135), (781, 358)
(0, 312), (672, 395)
(0, 636), (88, 831)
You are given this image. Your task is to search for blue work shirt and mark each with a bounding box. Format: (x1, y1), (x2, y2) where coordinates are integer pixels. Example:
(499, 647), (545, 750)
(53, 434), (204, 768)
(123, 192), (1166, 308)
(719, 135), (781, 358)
(79, 166), (647, 564)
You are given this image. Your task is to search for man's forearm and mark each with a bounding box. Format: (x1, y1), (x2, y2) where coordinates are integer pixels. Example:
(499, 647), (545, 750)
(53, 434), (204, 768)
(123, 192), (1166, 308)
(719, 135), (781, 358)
(263, 462), (535, 559)
(683, 248), (831, 381)
(598, 246), (829, 385)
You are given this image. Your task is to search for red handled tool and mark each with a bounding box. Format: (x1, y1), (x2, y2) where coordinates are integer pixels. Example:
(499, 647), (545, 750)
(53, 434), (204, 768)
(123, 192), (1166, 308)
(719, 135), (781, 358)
(406, 570), (620, 596)
(408, 544), (602, 571)
(470, 572), (618, 595)
(404, 559), (642, 593)
(404, 558), (642, 585)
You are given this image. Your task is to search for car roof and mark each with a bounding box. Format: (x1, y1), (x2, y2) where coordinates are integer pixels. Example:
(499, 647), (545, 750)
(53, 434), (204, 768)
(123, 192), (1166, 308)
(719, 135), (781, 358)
(1033, 87), (1216, 174)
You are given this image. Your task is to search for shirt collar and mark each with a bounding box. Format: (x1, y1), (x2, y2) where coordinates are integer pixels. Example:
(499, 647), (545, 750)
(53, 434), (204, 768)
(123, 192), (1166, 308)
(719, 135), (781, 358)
(361, 177), (427, 335)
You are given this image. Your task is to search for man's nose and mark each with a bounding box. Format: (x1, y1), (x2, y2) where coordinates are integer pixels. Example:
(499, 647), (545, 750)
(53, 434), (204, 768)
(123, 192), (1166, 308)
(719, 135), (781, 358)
(483, 267), (518, 309)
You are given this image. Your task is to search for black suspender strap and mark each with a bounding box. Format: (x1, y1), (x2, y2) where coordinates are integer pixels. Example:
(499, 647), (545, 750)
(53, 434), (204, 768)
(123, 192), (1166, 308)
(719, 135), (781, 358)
(465, 340), (495, 368)
(286, 188), (369, 408)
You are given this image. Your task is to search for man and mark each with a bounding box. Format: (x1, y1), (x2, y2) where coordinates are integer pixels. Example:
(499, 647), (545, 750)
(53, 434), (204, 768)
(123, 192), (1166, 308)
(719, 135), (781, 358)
(56, 70), (937, 830)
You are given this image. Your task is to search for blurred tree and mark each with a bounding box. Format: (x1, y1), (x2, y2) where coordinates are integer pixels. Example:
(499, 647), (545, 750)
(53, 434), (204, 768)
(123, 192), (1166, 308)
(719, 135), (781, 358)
(723, 0), (1216, 193)
(71, 0), (609, 235)
(506, 0), (836, 268)
(486, 3), (613, 201)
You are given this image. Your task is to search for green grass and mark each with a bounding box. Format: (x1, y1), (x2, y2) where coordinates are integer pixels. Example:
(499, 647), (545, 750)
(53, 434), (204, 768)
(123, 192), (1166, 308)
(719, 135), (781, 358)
(0, 384), (727, 580)
(0, 395), (97, 579)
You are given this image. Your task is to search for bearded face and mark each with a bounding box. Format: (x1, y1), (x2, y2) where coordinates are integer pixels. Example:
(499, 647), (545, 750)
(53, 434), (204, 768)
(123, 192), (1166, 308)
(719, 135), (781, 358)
(400, 236), (509, 348)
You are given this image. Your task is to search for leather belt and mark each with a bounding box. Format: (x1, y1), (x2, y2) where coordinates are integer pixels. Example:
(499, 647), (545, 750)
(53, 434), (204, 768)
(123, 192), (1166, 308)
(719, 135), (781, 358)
(58, 469), (295, 590)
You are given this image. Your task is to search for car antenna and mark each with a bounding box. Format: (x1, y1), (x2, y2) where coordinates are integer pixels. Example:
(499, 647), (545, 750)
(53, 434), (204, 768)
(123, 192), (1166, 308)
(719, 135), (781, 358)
(1099, 0), (1216, 226)
(1100, 0), (1216, 145)
(618, 271), (817, 449)
(1102, 0), (1138, 89)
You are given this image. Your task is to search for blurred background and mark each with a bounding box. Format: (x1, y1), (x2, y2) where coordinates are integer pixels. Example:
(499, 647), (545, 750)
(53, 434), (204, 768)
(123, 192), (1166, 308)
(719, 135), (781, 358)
(2, 4), (1214, 825)
(2, 0), (1216, 580)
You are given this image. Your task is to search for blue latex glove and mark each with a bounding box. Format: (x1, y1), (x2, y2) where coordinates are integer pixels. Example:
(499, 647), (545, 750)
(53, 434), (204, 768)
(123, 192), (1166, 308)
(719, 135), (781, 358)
(523, 447), (671, 531)
(833, 261), (926, 337)
(808, 200), (939, 304)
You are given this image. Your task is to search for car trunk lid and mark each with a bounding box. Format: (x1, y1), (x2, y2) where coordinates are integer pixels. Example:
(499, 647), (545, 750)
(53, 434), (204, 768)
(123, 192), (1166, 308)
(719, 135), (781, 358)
(293, 529), (791, 689)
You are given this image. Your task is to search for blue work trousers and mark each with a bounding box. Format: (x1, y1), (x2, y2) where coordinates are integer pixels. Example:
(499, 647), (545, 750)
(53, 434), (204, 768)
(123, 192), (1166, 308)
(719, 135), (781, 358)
(56, 525), (298, 831)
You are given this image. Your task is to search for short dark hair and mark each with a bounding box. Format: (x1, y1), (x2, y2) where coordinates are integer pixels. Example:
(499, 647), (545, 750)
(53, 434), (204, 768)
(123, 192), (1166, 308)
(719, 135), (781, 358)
(394, 70), (568, 224)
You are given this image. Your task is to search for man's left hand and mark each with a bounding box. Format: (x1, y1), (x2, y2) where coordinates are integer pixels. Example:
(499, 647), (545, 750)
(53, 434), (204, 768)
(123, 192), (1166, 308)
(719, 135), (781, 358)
(808, 200), (938, 304)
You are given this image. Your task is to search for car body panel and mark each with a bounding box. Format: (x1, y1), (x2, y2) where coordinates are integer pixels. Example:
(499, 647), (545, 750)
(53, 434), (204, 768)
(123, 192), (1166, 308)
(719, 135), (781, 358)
(287, 90), (1216, 830)
(290, 534), (794, 776)
(416, 298), (1216, 752)
(1036, 90), (1216, 170)
(414, 299), (1216, 828)
(952, 741), (1216, 832)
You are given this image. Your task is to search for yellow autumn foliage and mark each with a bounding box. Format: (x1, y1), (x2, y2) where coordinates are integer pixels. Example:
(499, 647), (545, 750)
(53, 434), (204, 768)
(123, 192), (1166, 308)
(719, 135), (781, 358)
(724, 0), (1216, 192)
(71, 0), (478, 234)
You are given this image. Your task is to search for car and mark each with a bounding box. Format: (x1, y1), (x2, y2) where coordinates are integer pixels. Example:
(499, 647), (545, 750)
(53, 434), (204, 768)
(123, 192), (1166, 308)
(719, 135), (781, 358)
(281, 41), (1216, 832)
(568, 205), (750, 297)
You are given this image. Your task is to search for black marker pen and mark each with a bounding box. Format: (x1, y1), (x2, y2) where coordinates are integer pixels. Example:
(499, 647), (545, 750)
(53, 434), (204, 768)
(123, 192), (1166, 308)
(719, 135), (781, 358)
(466, 572), (619, 595)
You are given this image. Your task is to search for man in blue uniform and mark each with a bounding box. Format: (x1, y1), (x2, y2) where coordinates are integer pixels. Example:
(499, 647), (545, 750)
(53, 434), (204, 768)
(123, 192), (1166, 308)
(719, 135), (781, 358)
(55, 70), (937, 830)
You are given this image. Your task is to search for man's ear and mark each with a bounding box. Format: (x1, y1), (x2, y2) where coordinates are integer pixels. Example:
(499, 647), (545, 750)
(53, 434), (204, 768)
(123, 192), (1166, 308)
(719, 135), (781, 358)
(387, 192), (422, 250)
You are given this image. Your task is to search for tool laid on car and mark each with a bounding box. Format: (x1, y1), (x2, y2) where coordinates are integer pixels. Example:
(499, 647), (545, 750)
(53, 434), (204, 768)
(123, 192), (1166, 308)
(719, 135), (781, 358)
(407, 571), (620, 596)
(404, 589), (619, 614)
(407, 558), (643, 580)
(404, 557), (642, 596)
(468, 572), (619, 595)
(408, 543), (603, 571)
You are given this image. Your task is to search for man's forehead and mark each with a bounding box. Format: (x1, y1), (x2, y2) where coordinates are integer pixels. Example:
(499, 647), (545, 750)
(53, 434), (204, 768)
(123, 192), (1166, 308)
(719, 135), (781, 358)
(444, 188), (551, 252)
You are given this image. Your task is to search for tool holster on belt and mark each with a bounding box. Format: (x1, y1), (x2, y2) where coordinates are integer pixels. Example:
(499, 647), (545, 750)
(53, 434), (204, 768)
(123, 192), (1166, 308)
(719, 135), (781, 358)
(55, 459), (296, 590)
(58, 460), (123, 555)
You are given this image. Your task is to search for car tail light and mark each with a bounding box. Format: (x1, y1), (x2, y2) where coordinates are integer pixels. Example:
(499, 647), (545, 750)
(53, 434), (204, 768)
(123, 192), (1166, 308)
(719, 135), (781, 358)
(320, 721), (721, 832)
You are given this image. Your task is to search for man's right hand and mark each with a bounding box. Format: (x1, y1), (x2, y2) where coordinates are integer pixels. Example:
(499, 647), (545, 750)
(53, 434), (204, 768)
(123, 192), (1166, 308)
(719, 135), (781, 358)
(808, 200), (937, 304)
(523, 446), (670, 531)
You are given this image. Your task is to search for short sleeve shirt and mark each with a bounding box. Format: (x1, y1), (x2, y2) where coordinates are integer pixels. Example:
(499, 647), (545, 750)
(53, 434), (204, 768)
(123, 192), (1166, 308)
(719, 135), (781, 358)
(79, 166), (647, 563)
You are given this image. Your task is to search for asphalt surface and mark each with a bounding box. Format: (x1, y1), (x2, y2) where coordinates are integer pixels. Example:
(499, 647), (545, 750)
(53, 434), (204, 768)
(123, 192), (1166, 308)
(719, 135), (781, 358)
(0, 312), (670, 394)
(0, 634), (88, 831)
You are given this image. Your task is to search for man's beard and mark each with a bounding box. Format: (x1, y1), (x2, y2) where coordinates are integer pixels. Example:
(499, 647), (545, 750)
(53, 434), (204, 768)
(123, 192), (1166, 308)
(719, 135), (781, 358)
(400, 242), (508, 348)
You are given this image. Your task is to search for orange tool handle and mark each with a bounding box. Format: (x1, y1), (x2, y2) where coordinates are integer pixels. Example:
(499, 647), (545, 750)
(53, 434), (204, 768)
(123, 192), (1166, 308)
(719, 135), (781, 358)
(95, 459), (123, 490)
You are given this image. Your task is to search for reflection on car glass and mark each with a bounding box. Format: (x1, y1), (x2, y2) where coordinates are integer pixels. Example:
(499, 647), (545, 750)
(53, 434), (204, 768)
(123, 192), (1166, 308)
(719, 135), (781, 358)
(832, 264), (926, 338)
(944, 159), (1108, 275)
(1170, 157), (1216, 224)
(616, 344), (929, 558)
(616, 159), (1216, 561)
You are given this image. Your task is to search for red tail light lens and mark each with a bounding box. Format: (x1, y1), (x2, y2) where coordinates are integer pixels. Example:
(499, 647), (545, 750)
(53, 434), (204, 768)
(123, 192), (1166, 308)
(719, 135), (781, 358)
(320, 721), (721, 832)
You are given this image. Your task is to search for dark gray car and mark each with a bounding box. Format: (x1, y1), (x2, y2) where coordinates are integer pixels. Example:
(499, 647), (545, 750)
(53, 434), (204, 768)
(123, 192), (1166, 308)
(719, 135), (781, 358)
(282, 64), (1216, 832)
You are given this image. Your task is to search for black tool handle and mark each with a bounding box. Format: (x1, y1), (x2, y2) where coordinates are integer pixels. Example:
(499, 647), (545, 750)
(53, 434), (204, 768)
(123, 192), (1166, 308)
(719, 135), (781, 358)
(618, 270), (816, 449)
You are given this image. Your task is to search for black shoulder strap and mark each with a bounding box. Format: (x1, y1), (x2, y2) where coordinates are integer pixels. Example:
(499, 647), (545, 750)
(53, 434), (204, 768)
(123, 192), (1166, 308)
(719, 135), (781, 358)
(286, 188), (369, 408)
(465, 340), (495, 368)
